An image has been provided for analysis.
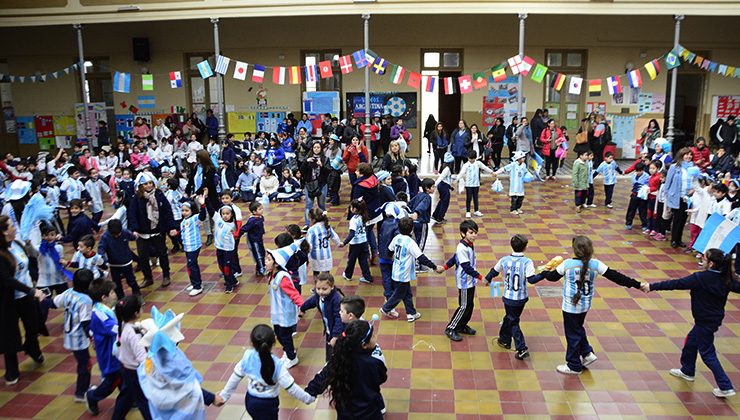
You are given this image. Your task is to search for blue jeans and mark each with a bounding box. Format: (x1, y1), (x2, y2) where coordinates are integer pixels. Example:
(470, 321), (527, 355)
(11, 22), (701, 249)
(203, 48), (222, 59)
(367, 224), (378, 256)
(303, 185), (328, 226)
(562, 311), (593, 372)
(680, 324), (733, 390)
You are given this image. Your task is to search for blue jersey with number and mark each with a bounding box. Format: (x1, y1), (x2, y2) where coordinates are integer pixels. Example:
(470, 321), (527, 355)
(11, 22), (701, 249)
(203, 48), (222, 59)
(389, 234), (422, 283)
(495, 253), (535, 302)
(556, 258), (608, 314)
(348, 215), (367, 245)
(306, 223), (340, 262)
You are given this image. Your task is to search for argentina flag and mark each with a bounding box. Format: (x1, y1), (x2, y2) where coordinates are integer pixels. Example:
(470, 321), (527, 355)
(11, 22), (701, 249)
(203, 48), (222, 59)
(196, 60), (214, 79)
(692, 213), (740, 254)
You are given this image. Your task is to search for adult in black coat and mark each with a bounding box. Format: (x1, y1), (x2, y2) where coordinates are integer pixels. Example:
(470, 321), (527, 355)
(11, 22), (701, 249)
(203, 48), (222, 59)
(186, 150), (220, 245)
(128, 172), (178, 289)
(300, 141), (330, 228)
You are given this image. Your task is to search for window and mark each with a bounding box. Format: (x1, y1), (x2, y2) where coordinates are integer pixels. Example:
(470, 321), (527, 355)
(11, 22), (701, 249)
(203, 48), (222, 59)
(300, 49), (342, 94)
(185, 53), (222, 114)
(421, 49), (464, 70)
(75, 57), (115, 144)
(544, 49), (587, 131)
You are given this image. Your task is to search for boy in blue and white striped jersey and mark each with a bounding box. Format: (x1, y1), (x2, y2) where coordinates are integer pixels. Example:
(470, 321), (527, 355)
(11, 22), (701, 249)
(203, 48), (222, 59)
(44, 174), (66, 235)
(305, 208), (341, 277)
(180, 197), (208, 296)
(495, 150), (530, 214)
(214, 205), (239, 293)
(84, 168), (111, 228)
(68, 234), (107, 280)
(165, 178), (185, 253)
(38, 223), (71, 335)
(60, 166), (86, 207)
(52, 269), (93, 401)
(485, 234), (545, 360)
(458, 150), (494, 218)
(594, 152), (623, 208)
(439, 220), (484, 342)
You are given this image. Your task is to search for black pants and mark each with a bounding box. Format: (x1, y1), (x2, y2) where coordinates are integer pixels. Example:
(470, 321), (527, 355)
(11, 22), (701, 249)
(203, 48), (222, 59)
(586, 184), (595, 205)
(499, 302), (527, 351)
(510, 196), (524, 211)
(604, 184), (615, 206)
(545, 149), (559, 177)
(3, 352), (18, 382)
(87, 370), (123, 410)
(249, 239), (266, 275)
(492, 143), (504, 169)
(110, 265), (140, 298)
(446, 287), (475, 331)
(344, 243), (372, 281)
(274, 324), (297, 360)
(671, 201), (689, 245)
(465, 186), (480, 212)
(185, 249), (202, 289)
(433, 148), (446, 172)
(246, 395), (279, 420)
(16, 294), (42, 360)
(656, 202), (668, 234)
(432, 182), (451, 221)
(382, 281), (416, 315)
(574, 190), (587, 207)
(53, 209), (66, 235)
(136, 235), (170, 280)
(680, 323), (733, 390)
(73, 349), (91, 398)
(92, 211), (103, 229)
(119, 367), (152, 420)
(626, 196), (648, 228)
(562, 311), (593, 372)
(454, 156), (465, 174)
(169, 221), (182, 252)
(216, 249), (238, 288)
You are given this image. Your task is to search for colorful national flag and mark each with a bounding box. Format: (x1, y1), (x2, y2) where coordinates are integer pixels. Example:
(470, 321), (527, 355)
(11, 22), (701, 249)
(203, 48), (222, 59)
(141, 74), (153, 91)
(458, 74), (473, 94)
(588, 79), (602, 97)
(215, 55), (230, 75)
(233, 61), (248, 81)
(628, 69), (642, 88)
(365, 49), (378, 64)
(606, 76), (622, 95)
(197, 60), (214, 79)
(692, 213), (740, 254)
(339, 55), (353, 74)
(407, 71), (421, 89)
(113, 71), (131, 93)
(425, 75), (437, 93)
(530, 63), (548, 83)
(169, 71), (182, 88)
(520, 56), (535, 76)
(305, 65), (317, 84)
(371, 58), (388, 75)
(443, 77), (457, 95)
(352, 50), (368, 68)
(718, 65), (728, 76)
(252, 64), (265, 83)
(389, 64), (405, 84)
(551, 73), (566, 91)
(644, 59), (661, 80)
(530, 151), (545, 181)
(137, 95), (155, 109)
(701, 59), (711, 70)
(507, 55), (525, 75)
(473, 72), (487, 89)
(568, 76), (583, 95)
(694, 56), (704, 67)
(272, 66), (286, 85)
(491, 64), (506, 82)
(319, 61), (333, 78)
(665, 51), (680, 70)
(289, 66), (301, 84)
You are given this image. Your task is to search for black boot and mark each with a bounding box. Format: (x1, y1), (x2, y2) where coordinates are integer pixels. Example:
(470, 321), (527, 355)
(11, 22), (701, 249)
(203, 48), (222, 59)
(205, 235), (214, 247)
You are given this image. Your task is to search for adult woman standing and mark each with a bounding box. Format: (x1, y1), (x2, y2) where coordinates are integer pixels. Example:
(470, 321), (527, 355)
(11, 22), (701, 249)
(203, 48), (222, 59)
(429, 122), (449, 173)
(390, 119), (409, 154)
(505, 116), (519, 160)
(640, 119), (661, 156)
(186, 150), (219, 245)
(379, 116), (393, 157)
(573, 119), (591, 157)
(1, 215), (45, 385)
(129, 172), (178, 289)
(486, 119), (505, 170)
(301, 141), (329, 229)
(468, 124), (486, 164)
(132, 117), (151, 140)
(423, 114), (437, 157)
(343, 136), (369, 185)
(540, 119), (566, 180)
(515, 117), (533, 165)
(450, 120), (470, 173)
(665, 148), (700, 249)
(530, 109), (546, 156)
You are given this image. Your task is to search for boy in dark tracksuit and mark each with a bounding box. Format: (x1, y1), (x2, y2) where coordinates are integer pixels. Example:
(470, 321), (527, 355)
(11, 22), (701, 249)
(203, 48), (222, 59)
(299, 280), (344, 361)
(238, 202), (266, 276)
(408, 178), (435, 253)
(62, 199), (96, 250)
(378, 214), (400, 302)
(97, 219), (140, 298)
(625, 162), (650, 230)
(646, 250), (740, 398)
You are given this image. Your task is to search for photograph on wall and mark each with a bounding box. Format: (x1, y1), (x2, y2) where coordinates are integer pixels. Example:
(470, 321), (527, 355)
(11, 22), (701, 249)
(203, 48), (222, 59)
(485, 76), (523, 126)
(346, 92), (418, 128)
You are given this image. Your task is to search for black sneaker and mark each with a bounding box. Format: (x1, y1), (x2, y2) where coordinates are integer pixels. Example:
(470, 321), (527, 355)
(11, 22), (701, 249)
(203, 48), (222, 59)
(445, 329), (462, 342)
(31, 354), (45, 365)
(495, 337), (511, 350)
(459, 326), (477, 335)
(85, 391), (100, 415)
(515, 349), (530, 360)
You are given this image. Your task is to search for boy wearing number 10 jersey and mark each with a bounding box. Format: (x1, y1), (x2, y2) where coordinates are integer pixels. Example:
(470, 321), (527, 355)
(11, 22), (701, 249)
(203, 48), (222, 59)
(485, 234), (544, 360)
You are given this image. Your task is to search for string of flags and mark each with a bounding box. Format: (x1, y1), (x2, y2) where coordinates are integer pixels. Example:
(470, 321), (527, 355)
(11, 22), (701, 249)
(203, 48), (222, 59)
(0, 62), (79, 83)
(674, 45), (740, 78)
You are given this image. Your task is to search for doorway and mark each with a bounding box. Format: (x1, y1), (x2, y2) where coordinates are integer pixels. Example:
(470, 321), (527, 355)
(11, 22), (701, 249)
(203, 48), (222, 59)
(438, 71), (462, 139)
(665, 72), (705, 151)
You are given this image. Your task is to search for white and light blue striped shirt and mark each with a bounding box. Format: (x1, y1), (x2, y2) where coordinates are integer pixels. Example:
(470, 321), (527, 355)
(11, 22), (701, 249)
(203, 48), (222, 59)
(165, 190), (183, 221)
(307, 223), (340, 262)
(454, 241), (478, 290)
(60, 178), (84, 202)
(498, 162), (528, 196)
(495, 253), (535, 301)
(587, 160), (594, 184)
(348, 215), (367, 245)
(10, 241), (32, 299)
(37, 243), (67, 288)
(53, 289), (92, 351)
(269, 271), (299, 327)
(389, 234), (422, 283)
(556, 258), (608, 314)
(680, 165), (693, 197)
(213, 218), (236, 251)
(460, 161), (492, 188)
(85, 178), (110, 214)
(180, 214), (202, 253)
(595, 161), (618, 185)
(46, 186), (61, 208)
(71, 251), (106, 279)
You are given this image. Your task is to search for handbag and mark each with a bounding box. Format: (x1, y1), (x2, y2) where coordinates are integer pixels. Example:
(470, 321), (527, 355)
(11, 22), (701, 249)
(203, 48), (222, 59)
(575, 131), (588, 145)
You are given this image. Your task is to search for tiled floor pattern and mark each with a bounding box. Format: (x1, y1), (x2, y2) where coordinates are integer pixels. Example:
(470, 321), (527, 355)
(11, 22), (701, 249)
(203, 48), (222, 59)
(1, 177), (739, 419)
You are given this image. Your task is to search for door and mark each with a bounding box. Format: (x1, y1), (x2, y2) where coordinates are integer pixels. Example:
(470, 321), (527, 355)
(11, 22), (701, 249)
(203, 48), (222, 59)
(78, 57), (114, 146)
(438, 71), (462, 135)
(665, 71), (705, 151)
(543, 50), (588, 132)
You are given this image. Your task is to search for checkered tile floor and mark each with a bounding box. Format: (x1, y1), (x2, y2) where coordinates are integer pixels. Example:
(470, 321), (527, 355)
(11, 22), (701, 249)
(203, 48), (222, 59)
(2, 177), (739, 419)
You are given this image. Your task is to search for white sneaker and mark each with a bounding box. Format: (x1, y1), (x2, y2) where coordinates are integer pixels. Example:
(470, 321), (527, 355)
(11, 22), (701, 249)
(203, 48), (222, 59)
(473, 211), (483, 217)
(285, 356), (300, 369)
(556, 364), (582, 375)
(669, 368), (695, 382)
(407, 312), (422, 322)
(186, 285), (194, 291)
(606, 204), (614, 208)
(234, 272), (243, 278)
(582, 352), (598, 367)
(516, 209), (524, 214)
(389, 309), (399, 317)
(510, 210), (519, 215)
(188, 288), (203, 297)
(465, 212), (471, 218)
(713, 388), (736, 398)
(589, 204), (597, 208)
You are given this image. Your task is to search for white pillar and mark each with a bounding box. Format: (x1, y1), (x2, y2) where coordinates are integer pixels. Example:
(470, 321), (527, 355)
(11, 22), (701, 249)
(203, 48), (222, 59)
(74, 24), (91, 140)
(363, 14), (372, 160)
(517, 13), (527, 118)
(211, 17), (226, 140)
(666, 15), (684, 143)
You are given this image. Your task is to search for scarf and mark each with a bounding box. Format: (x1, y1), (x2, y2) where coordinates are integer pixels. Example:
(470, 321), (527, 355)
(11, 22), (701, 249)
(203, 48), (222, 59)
(39, 240), (73, 280)
(144, 189), (160, 230)
(194, 165), (203, 192)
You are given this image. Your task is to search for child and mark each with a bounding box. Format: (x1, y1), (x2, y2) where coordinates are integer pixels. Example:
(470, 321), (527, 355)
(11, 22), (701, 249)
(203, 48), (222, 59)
(85, 168), (111, 227)
(236, 165), (258, 203)
(541, 236), (640, 374)
(284, 225), (309, 293)
(378, 203), (402, 309)
(306, 208), (341, 276)
(214, 205), (239, 293)
(118, 168), (136, 199)
(251, 155), (265, 177)
(239, 201), (266, 276)
(494, 150), (530, 214)
(625, 162), (650, 231)
(299, 273), (345, 361)
(340, 200), (373, 284)
(114, 295), (151, 419)
(459, 150), (494, 218)
(69, 234), (107, 280)
(216, 325), (314, 418)
(594, 151), (623, 208)
(438, 220), (483, 342)
(52, 269), (93, 402)
(259, 167), (279, 199)
(60, 166), (85, 207)
(38, 223), (71, 333)
(391, 164), (409, 198)
(646, 160), (663, 236)
(62, 199), (96, 249)
(264, 242), (305, 368)
(643, 248), (739, 398)
(220, 189), (243, 276)
(585, 151), (596, 207)
(710, 182), (732, 216)
(44, 174), (66, 235)
(85, 280), (124, 416)
(180, 198), (208, 296)
(276, 168), (302, 202)
(485, 234), (543, 359)
(380, 217), (438, 322)
(432, 152), (454, 224)
(653, 171), (669, 241)
(98, 219), (140, 298)
(304, 320), (387, 419)
(572, 150), (590, 213)
(165, 178), (184, 253)
(408, 178), (435, 254)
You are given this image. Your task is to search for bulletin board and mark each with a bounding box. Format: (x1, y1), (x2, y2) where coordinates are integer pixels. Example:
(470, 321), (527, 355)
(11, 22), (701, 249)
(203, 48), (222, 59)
(711, 95), (740, 123)
(227, 112), (256, 134)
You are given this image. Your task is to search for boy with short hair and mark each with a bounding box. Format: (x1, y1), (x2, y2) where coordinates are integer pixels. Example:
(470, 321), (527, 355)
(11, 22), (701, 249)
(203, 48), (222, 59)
(62, 199), (96, 249)
(84, 168), (111, 227)
(485, 234), (544, 360)
(594, 151), (623, 208)
(625, 162), (650, 230)
(98, 219), (140, 298)
(439, 220), (483, 342)
(408, 178), (435, 255)
(60, 166), (85, 206)
(380, 217), (438, 322)
(238, 201), (266, 276)
(69, 234), (107, 280)
(459, 150), (494, 218)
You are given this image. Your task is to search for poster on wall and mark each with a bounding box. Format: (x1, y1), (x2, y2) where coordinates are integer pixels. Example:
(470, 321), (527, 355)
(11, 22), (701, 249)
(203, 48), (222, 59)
(38, 138), (55, 151)
(16, 116), (36, 144)
(227, 112), (256, 134)
(637, 93), (653, 113)
(35, 116), (53, 138)
(303, 91), (340, 116)
(53, 115), (76, 136)
(482, 97), (505, 127)
(711, 96), (740, 124)
(115, 114), (135, 142)
(1, 82), (15, 134)
(74, 102), (107, 143)
(611, 115), (637, 159)
(346, 92), (418, 128)
(585, 102), (606, 116)
(651, 93), (666, 113)
(485, 76), (523, 127)
(256, 112), (285, 133)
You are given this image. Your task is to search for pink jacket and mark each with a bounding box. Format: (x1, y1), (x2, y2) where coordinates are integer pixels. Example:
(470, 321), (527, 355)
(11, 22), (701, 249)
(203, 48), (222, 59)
(130, 152), (150, 169)
(133, 124), (151, 139)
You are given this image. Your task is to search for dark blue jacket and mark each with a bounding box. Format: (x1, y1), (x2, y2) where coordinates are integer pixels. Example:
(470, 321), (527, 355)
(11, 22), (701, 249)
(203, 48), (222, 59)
(98, 229), (136, 265)
(221, 144), (236, 167)
(63, 213), (95, 248)
(300, 288), (344, 339)
(378, 218), (400, 264)
(408, 192), (432, 224)
(266, 146), (285, 168)
(650, 270), (740, 326)
(90, 306), (120, 376)
(286, 249), (308, 282)
(118, 180), (135, 202)
(239, 215), (265, 243)
(206, 115), (218, 138)
(128, 190), (177, 235)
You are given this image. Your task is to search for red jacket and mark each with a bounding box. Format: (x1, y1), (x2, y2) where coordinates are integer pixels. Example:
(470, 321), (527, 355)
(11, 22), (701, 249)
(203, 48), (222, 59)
(648, 172), (661, 197)
(539, 127), (564, 155)
(360, 123), (380, 141)
(691, 146), (710, 170)
(342, 144), (369, 173)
